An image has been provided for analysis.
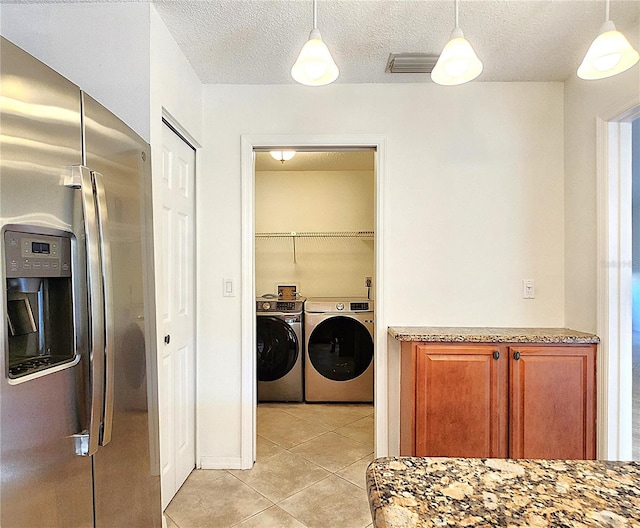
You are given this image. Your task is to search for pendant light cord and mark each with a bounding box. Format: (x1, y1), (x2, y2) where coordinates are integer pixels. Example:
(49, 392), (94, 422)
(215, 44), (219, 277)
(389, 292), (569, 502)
(313, 0), (318, 29)
(605, 0), (610, 21)
(455, 0), (459, 28)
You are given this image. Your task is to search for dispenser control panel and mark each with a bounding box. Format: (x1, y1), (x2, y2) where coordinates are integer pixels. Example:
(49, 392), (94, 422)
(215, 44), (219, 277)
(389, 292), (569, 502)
(4, 231), (71, 278)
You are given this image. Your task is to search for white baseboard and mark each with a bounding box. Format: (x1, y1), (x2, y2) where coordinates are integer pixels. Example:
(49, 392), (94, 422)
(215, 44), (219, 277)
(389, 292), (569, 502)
(199, 456), (245, 470)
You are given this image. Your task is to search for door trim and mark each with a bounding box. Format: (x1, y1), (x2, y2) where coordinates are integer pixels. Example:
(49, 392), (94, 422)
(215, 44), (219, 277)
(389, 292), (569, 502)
(596, 97), (640, 460)
(162, 108), (202, 149)
(240, 134), (387, 469)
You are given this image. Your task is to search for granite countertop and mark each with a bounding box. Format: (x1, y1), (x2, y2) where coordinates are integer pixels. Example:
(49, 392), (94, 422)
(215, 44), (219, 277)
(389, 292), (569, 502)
(367, 457), (640, 528)
(388, 327), (600, 344)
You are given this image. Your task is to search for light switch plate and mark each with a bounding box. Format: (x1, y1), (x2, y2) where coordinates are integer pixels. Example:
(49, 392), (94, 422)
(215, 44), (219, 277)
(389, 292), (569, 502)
(223, 278), (234, 297)
(523, 279), (535, 299)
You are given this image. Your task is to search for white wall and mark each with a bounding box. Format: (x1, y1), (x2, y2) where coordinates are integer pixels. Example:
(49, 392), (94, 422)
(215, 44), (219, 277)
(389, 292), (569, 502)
(198, 82), (565, 464)
(150, 6), (203, 144)
(255, 168), (375, 298)
(0, 2), (151, 140)
(564, 23), (640, 333)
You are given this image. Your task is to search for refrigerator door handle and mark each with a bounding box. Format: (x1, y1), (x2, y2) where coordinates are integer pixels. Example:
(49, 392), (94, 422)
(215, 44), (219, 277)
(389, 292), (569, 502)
(92, 170), (115, 446)
(78, 165), (106, 457)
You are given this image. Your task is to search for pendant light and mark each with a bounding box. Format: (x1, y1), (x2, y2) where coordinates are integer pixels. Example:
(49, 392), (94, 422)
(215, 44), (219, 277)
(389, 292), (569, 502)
(270, 150), (296, 163)
(578, 0), (639, 80)
(291, 0), (339, 86)
(431, 0), (483, 86)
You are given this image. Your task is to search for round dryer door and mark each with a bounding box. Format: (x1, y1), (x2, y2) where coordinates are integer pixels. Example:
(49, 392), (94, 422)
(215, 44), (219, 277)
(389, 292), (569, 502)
(257, 316), (299, 382)
(307, 316), (373, 381)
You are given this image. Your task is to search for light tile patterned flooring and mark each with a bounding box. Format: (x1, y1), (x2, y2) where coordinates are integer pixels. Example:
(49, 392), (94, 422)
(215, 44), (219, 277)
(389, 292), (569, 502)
(165, 403), (374, 527)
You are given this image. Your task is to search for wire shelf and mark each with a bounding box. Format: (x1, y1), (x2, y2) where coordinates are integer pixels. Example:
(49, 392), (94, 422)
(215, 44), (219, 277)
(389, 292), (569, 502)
(255, 231), (374, 262)
(255, 231), (374, 239)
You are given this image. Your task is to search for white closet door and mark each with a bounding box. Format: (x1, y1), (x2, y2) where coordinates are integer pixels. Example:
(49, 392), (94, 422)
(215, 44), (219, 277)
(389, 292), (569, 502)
(158, 121), (196, 509)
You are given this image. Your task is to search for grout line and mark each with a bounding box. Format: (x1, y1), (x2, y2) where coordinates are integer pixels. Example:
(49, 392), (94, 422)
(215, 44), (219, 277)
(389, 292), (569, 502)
(164, 511), (180, 528)
(224, 472), (278, 527)
(332, 429), (374, 447)
(228, 503), (277, 528)
(332, 471), (367, 491)
(273, 473), (334, 506)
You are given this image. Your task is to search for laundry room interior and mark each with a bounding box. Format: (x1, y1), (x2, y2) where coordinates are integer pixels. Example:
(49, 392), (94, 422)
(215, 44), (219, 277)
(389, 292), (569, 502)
(255, 150), (375, 300)
(254, 149), (376, 463)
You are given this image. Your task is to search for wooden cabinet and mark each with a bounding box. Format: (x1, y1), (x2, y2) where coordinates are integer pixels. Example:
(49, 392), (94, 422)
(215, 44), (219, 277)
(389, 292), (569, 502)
(400, 341), (596, 460)
(509, 345), (596, 460)
(401, 344), (508, 458)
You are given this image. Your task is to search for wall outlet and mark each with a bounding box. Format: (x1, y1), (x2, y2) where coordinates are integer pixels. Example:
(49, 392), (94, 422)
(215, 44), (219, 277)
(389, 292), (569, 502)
(365, 276), (372, 288)
(523, 279), (535, 299)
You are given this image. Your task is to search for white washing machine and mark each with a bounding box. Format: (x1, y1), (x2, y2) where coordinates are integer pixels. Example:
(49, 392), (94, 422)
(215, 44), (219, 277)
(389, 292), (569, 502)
(256, 297), (304, 402)
(304, 297), (374, 402)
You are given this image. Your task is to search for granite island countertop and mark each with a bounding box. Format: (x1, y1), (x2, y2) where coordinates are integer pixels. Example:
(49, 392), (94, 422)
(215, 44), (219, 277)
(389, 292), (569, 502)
(388, 327), (600, 344)
(367, 457), (640, 528)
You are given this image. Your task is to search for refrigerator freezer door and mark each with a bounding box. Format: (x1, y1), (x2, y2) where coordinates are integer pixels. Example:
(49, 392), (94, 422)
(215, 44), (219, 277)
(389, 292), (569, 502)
(0, 38), (94, 527)
(82, 93), (162, 527)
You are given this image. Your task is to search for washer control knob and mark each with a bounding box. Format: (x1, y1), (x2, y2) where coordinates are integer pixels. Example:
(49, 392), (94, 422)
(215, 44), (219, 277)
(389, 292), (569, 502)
(262, 302), (271, 311)
(336, 303), (345, 311)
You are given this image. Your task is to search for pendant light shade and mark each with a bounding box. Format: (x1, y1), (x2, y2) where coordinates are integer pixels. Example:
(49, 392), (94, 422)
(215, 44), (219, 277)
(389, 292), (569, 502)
(291, 28), (339, 86)
(270, 150), (296, 163)
(431, 27), (483, 85)
(431, 0), (483, 86)
(291, 0), (339, 86)
(578, 19), (639, 80)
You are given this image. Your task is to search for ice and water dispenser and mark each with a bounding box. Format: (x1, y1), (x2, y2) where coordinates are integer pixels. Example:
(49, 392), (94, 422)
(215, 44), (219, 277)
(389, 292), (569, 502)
(4, 227), (76, 379)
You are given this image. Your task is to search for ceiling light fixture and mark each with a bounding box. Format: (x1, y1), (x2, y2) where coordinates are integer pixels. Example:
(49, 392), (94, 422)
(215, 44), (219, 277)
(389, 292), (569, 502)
(431, 0), (483, 86)
(291, 0), (339, 86)
(577, 0), (639, 80)
(270, 150), (296, 163)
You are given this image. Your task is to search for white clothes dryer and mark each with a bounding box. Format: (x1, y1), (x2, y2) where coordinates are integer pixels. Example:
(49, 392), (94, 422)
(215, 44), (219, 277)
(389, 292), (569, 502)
(256, 297), (304, 402)
(304, 297), (374, 402)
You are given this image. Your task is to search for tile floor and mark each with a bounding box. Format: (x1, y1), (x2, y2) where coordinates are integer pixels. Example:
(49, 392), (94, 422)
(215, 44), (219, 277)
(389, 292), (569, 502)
(165, 403), (374, 527)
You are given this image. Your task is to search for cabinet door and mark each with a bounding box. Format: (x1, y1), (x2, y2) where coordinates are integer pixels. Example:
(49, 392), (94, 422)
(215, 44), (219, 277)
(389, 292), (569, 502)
(509, 345), (596, 460)
(415, 344), (508, 458)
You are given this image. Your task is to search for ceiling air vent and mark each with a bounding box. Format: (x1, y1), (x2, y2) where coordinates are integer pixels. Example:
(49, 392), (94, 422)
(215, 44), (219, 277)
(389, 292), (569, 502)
(385, 53), (439, 74)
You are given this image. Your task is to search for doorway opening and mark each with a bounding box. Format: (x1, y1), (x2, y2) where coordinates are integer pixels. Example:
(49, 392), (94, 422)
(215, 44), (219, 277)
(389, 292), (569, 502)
(597, 101), (640, 460)
(240, 136), (387, 470)
(255, 149), (375, 401)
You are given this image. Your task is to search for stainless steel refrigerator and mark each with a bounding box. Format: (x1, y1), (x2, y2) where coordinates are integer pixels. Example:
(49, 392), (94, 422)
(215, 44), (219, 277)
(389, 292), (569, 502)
(0, 37), (162, 527)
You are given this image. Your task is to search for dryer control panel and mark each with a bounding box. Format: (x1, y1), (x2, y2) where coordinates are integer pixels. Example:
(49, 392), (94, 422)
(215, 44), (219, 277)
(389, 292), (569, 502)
(256, 298), (304, 314)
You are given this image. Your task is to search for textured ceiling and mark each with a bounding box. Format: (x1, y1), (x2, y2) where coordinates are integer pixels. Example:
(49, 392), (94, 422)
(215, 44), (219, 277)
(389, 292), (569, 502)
(152, 0), (640, 84)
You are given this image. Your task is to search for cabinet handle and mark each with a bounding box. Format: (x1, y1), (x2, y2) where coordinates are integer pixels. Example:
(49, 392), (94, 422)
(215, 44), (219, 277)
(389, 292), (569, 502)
(513, 351), (521, 360)
(492, 350), (500, 360)
(164, 334), (171, 345)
